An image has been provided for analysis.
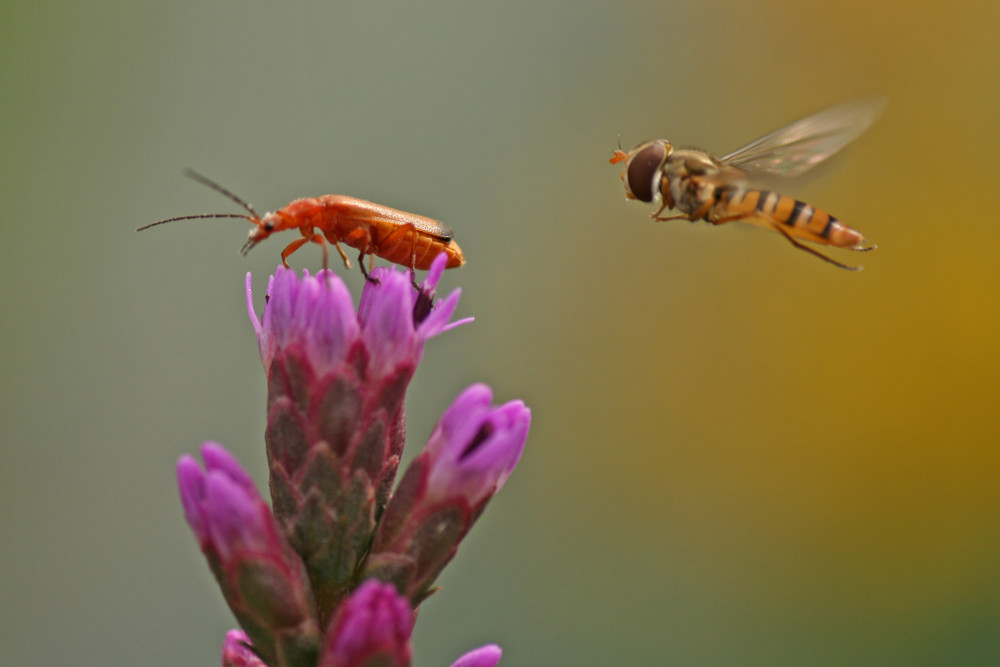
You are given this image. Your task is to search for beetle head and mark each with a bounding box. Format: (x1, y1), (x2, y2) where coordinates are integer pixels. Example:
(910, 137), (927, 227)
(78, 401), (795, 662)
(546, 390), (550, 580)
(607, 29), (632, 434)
(241, 212), (280, 256)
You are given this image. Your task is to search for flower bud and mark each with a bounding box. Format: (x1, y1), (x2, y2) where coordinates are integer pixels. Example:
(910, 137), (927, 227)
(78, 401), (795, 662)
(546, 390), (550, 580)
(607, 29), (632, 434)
(365, 385), (531, 603)
(317, 580), (413, 667)
(178, 443), (320, 667)
(448, 645), (502, 667)
(221, 630), (267, 667)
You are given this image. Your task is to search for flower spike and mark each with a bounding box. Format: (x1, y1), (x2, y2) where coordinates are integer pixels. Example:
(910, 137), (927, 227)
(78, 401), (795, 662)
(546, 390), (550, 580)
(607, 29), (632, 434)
(181, 259), (527, 666)
(245, 261), (471, 624)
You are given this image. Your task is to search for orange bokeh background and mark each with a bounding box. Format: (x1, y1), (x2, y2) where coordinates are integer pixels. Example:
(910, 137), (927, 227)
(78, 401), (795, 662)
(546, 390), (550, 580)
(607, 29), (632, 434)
(2, 1), (998, 664)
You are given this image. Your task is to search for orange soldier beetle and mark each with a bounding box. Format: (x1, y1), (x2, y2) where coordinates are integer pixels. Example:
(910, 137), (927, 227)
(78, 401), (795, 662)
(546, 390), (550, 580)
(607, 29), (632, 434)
(138, 170), (465, 281)
(610, 98), (884, 270)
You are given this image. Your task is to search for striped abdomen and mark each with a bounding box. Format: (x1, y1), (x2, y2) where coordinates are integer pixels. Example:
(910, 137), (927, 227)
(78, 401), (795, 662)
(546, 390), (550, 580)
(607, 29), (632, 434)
(715, 188), (865, 250)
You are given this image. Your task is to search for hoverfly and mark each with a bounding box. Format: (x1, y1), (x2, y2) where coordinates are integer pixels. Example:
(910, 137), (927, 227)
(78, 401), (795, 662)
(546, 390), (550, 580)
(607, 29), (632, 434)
(610, 98), (885, 270)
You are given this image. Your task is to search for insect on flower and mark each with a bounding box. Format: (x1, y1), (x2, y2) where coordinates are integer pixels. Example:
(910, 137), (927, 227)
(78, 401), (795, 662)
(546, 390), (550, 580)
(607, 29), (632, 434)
(138, 170), (465, 280)
(610, 98), (885, 270)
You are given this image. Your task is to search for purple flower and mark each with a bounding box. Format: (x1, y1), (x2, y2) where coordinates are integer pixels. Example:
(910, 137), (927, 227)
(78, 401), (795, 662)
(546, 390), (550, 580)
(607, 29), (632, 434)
(247, 253), (469, 381)
(355, 255), (469, 380)
(365, 385), (531, 603)
(423, 384), (529, 508)
(448, 645), (502, 667)
(248, 265), (359, 380)
(316, 580), (502, 667)
(178, 443), (320, 667)
(222, 630), (268, 667)
(244, 255), (472, 624)
(176, 257), (528, 666)
(317, 580), (414, 667)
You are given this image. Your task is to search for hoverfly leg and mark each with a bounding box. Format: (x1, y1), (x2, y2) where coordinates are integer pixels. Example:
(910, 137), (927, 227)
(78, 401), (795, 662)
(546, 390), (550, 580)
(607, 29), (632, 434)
(652, 213), (694, 222)
(650, 201), (686, 222)
(652, 200), (714, 223)
(771, 223), (861, 272)
(710, 213), (753, 225)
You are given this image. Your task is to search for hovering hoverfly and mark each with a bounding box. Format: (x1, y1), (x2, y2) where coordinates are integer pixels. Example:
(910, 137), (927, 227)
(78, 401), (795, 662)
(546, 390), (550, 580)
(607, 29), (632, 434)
(610, 98), (885, 270)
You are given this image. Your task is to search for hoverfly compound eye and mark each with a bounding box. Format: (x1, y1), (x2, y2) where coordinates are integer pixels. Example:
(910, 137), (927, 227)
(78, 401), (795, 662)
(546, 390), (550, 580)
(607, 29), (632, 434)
(625, 142), (668, 203)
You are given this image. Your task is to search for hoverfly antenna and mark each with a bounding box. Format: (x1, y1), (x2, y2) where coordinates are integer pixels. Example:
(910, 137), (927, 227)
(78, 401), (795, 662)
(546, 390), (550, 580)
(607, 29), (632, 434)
(182, 169), (261, 220)
(609, 134), (629, 165)
(136, 212), (257, 232)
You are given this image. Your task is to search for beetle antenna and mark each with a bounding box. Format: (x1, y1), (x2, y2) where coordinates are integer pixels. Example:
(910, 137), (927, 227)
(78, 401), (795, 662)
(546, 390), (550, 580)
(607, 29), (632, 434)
(182, 169), (261, 219)
(136, 213), (255, 232)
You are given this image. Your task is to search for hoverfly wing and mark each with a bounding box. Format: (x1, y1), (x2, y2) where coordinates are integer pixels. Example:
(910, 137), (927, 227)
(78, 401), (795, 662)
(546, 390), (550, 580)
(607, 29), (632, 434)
(720, 97), (885, 177)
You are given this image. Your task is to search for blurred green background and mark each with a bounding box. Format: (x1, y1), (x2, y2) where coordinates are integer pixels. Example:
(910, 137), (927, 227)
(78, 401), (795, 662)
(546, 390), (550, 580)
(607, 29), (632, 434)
(3, 1), (999, 665)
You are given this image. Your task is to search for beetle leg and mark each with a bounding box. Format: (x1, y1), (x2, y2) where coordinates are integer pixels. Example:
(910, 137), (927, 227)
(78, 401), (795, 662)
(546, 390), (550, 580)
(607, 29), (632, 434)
(331, 240), (351, 269)
(377, 223), (421, 288)
(356, 251), (380, 284)
(409, 233), (418, 288)
(340, 226), (379, 283)
(281, 237), (312, 267)
(406, 227), (419, 289)
(319, 230), (352, 269)
(299, 233), (332, 269)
